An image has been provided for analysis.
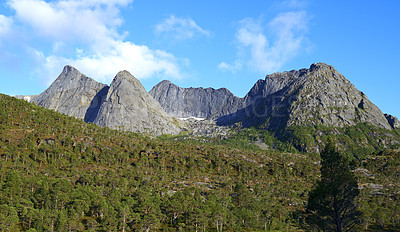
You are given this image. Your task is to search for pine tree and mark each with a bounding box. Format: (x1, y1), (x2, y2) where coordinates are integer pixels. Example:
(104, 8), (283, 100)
(305, 142), (362, 232)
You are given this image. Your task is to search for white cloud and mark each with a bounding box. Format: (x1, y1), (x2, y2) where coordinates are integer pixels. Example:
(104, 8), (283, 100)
(70, 40), (184, 82)
(0, 15), (12, 36)
(33, 40), (185, 85)
(8, 0), (128, 43)
(282, 0), (309, 9)
(155, 15), (211, 40)
(219, 11), (309, 74)
(217, 61), (243, 73)
(6, 0), (186, 85)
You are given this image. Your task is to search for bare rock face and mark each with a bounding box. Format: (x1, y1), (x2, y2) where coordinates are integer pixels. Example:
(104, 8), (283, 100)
(219, 63), (392, 130)
(385, 114), (400, 129)
(149, 80), (244, 120)
(93, 71), (181, 135)
(33, 65), (109, 121)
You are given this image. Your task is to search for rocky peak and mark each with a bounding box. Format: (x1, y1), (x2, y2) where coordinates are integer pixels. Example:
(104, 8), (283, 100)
(245, 67), (308, 101)
(158, 80), (172, 85)
(62, 65), (80, 76)
(284, 63), (390, 128)
(310, 62), (331, 71)
(105, 70), (147, 104)
(33, 65), (108, 121)
(114, 70), (144, 89)
(93, 71), (181, 135)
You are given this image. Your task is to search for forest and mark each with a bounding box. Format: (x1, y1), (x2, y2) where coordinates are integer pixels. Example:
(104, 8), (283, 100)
(0, 94), (399, 231)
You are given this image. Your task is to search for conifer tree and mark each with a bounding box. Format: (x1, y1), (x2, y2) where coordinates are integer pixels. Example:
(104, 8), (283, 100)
(305, 142), (362, 232)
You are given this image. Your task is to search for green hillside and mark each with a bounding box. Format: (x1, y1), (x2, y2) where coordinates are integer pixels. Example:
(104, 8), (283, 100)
(0, 94), (399, 231)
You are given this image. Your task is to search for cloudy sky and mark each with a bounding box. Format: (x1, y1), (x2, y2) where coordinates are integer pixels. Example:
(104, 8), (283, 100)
(0, 0), (399, 117)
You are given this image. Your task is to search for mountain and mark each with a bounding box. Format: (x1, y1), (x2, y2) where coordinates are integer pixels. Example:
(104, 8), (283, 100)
(234, 63), (392, 130)
(32, 65), (109, 121)
(93, 71), (181, 135)
(149, 80), (244, 119)
(22, 62), (395, 139)
(31, 66), (180, 135)
(151, 63), (393, 131)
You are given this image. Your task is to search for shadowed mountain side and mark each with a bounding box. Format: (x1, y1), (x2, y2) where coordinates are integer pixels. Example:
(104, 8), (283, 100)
(216, 87), (292, 131)
(84, 86), (109, 123)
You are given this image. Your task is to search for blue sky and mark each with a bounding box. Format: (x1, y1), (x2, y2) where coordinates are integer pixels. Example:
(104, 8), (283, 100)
(0, 0), (399, 117)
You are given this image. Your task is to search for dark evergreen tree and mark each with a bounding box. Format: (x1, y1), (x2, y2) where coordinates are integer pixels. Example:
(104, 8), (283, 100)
(305, 142), (362, 232)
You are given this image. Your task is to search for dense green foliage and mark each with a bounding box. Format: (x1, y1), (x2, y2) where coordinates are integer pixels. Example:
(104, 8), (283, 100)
(284, 123), (400, 154)
(197, 127), (298, 153)
(0, 94), (399, 231)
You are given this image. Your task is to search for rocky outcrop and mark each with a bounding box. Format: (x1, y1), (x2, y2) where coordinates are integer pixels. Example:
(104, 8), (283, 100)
(149, 80), (244, 119)
(93, 71), (181, 135)
(218, 63), (392, 130)
(384, 114), (400, 129)
(32, 65), (109, 121)
(15, 95), (38, 103)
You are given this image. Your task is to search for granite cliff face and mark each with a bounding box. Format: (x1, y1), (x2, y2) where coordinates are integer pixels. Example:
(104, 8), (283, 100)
(33, 65), (109, 121)
(152, 63), (393, 131)
(93, 71), (180, 135)
(32, 66), (180, 135)
(149, 80), (244, 119)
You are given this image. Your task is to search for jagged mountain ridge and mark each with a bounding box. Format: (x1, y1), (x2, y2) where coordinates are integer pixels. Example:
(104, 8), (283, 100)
(31, 66), (180, 135)
(149, 80), (244, 119)
(152, 63), (395, 131)
(21, 62), (398, 136)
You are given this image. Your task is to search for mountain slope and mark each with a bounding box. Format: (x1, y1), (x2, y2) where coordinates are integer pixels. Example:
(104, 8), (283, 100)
(93, 71), (181, 135)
